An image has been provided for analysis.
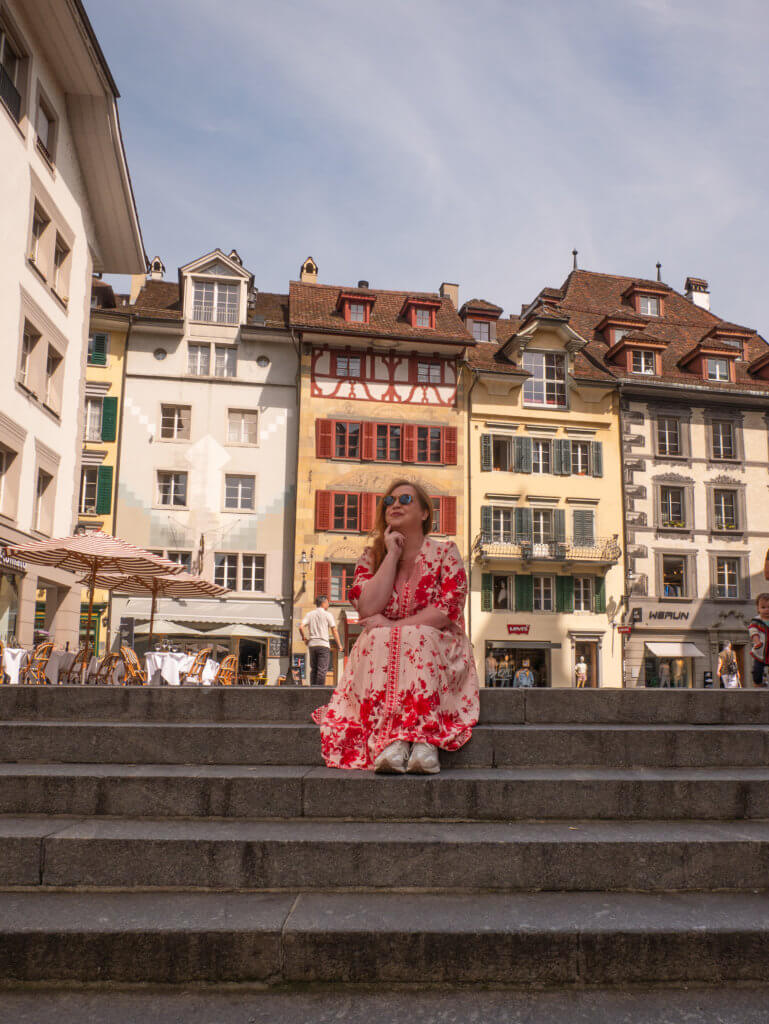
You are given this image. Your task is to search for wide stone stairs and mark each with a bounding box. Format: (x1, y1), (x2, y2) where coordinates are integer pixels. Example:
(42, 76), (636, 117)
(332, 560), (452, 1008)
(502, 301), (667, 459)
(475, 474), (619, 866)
(1, 685), (769, 1005)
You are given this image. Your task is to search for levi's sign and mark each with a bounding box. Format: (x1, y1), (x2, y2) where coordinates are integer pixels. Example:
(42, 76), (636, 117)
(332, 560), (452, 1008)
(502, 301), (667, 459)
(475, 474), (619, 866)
(507, 624), (531, 635)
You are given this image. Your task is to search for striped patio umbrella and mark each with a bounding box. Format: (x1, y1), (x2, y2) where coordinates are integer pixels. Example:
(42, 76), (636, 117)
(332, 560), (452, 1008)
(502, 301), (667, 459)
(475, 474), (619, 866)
(6, 531), (184, 649)
(88, 570), (228, 649)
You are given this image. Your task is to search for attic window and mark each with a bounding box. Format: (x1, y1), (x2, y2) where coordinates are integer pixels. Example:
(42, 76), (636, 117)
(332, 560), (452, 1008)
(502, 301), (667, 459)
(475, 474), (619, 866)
(719, 336), (744, 358)
(348, 303), (366, 323)
(415, 308), (431, 328)
(472, 320), (490, 342)
(707, 357), (730, 381)
(401, 298), (440, 330)
(337, 293), (374, 324)
(638, 295), (660, 317)
(632, 350), (656, 375)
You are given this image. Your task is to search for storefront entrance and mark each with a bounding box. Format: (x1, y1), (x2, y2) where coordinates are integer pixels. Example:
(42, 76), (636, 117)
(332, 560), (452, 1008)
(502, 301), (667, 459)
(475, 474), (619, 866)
(643, 641), (704, 688)
(485, 643), (550, 687)
(574, 640), (598, 688)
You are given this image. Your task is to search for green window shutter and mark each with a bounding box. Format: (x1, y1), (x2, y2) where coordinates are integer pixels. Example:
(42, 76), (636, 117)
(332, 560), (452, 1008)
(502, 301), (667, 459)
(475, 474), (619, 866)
(96, 465), (113, 515)
(573, 509), (595, 545)
(480, 434), (492, 471)
(514, 436), (532, 473)
(480, 505), (492, 541)
(515, 506), (533, 543)
(101, 396), (118, 442)
(481, 573), (492, 612)
(556, 575), (574, 613)
(552, 440), (562, 475)
(591, 441), (603, 477)
(515, 574), (533, 612)
(594, 575), (606, 614)
(89, 334), (107, 366)
(554, 508), (566, 542)
(560, 439), (572, 475)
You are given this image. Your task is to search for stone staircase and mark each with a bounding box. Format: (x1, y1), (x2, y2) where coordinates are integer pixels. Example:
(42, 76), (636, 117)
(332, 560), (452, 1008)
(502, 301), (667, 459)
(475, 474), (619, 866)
(1, 685), (769, 1016)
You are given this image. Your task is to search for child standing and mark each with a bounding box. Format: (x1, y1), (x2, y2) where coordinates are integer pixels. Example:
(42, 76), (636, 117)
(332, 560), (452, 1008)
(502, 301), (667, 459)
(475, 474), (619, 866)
(748, 593), (769, 688)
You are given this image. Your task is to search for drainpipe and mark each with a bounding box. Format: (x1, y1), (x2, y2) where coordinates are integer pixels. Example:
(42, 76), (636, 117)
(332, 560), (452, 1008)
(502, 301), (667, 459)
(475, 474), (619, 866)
(106, 312), (133, 651)
(285, 329), (303, 682)
(617, 381), (632, 686)
(463, 361), (480, 645)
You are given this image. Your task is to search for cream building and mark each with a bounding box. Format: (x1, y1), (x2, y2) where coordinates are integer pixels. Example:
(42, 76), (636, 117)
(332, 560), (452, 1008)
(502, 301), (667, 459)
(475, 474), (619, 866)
(112, 251), (296, 681)
(466, 292), (624, 688)
(0, 0), (144, 646)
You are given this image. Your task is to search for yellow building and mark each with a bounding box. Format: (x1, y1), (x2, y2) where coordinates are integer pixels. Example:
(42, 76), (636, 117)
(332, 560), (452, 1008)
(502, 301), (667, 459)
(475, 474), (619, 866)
(465, 290), (624, 688)
(290, 260), (473, 684)
(75, 276), (130, 652)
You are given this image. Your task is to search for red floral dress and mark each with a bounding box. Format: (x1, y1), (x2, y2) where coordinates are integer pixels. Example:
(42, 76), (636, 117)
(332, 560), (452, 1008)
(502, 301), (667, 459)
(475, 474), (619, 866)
(311, 537), (479, 770)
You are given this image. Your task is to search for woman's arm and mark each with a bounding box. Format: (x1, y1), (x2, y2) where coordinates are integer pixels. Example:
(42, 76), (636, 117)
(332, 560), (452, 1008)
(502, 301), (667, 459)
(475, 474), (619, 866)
(357, 540), (401, 618)
(394, 606), (451, 630)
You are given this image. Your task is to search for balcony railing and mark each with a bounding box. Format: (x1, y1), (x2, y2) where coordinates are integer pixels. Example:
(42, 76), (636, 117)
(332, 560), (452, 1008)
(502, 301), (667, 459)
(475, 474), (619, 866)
(475, 534), (622, 564)
(0, 65), (21, 123)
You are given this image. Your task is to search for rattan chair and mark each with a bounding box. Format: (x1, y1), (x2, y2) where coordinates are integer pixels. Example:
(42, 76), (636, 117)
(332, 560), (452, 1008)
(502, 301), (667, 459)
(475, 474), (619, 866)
(92, 652), (121, 685)
(120, 645), (147, 685)
(0, 638), (4, 684)
(21, 642), (54, 685)
(214, 654), (238, 686)
(61, 644), (93, 685)
(182, 647), (212, 686)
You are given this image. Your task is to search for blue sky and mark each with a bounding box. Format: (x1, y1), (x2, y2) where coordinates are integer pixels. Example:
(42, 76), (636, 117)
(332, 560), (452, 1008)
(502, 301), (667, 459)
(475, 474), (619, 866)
(90, 0), (769, 334)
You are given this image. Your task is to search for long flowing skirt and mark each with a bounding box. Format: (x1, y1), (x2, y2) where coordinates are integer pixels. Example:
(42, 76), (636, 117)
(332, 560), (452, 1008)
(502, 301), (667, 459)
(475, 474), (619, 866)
(311, 624), (479, 770)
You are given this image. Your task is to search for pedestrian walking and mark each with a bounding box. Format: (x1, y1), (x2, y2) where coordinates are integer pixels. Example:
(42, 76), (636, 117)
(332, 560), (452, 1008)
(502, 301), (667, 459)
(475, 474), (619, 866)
(717, 642), (741, 689)
(299, 596), (341, 687)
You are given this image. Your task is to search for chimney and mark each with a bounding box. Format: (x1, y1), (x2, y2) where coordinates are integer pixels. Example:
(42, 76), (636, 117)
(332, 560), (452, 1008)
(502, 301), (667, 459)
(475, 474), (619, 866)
(357, 280), (369, 289)
(129, 274), (145, 303)
(300, 257), (318, 284)
(684, 276), (710, 311)
(148, 256), (165, 282)
(439, 282), (459, 308)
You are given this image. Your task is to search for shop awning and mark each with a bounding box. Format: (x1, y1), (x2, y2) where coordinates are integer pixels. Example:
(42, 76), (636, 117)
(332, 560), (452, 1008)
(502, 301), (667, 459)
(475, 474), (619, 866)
(121, 597), (287, 627)
(645, 642), (705, 658)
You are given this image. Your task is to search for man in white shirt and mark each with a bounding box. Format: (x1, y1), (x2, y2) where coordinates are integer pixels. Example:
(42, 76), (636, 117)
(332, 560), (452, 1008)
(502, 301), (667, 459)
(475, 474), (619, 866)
(299, 595), (342, 687)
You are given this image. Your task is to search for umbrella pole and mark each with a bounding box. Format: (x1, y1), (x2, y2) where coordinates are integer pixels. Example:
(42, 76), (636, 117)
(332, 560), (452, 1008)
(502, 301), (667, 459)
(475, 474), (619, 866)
(85, 564), (96, 653)
(148, 586), (158, 650)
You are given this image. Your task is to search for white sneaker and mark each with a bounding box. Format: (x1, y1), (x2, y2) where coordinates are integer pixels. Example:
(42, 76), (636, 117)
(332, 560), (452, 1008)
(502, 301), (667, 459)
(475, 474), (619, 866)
(374, 740), (410, 774)
(407, 742), (440, 774)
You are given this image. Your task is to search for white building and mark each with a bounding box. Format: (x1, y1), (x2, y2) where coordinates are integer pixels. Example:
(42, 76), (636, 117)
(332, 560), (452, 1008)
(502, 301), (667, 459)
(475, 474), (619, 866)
(113, 251), (297, 681)
(0, 0), (144, 646)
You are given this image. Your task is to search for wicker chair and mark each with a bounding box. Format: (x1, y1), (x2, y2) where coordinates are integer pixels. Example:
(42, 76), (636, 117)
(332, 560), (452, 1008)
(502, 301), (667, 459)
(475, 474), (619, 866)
(182, 647), (212, 686)
(120, 646), (147, 685)
(214, 654), (238, 686)
(92, 652), (121, 685)
(61, 644), (93, 685)
(21, 642), (54, 685)
(0, 638), (4, 684)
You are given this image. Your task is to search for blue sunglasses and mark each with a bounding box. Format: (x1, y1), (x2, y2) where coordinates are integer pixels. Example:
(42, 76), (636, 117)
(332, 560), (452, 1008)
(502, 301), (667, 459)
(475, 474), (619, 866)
(383, 494), (414, 507)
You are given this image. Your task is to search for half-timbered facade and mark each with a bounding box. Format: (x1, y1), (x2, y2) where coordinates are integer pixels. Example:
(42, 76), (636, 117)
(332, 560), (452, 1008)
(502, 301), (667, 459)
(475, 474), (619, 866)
(290, 262), (472, 683)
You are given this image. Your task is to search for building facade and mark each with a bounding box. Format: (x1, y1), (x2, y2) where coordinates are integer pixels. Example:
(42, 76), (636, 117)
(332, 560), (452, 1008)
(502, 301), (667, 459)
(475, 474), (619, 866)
(112, 251), (297, 681)
(290, 260), (473, 684)
(466, 293), (624, 688)
(0, 0), (143, 646)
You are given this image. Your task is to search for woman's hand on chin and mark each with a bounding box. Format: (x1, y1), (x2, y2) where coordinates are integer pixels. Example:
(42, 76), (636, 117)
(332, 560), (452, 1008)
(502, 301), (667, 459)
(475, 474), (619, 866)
(383, 525), (405, 557)
(360, 613), (394, 630)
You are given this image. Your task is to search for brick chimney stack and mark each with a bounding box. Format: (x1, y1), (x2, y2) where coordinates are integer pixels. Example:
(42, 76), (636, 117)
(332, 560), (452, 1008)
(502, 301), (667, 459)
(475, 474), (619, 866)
(684, 277), (710, 311)
(439, 282), (459, 308)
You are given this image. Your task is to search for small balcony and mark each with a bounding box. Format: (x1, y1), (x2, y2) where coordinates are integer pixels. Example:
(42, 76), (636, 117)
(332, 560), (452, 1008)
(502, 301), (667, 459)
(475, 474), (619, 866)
(0, 65), (21, 123)
(475, 534), (622, 566)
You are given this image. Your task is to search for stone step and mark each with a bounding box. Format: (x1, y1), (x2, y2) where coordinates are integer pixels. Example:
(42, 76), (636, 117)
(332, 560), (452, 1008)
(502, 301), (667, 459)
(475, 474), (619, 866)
(2, 685), (769, 725)
(5, 984), (769, 1023)
(2, 720), (769, 766)
(1, 890), (769, 985)
(3, 763), (769, 820)
(3, 815), (769, 891)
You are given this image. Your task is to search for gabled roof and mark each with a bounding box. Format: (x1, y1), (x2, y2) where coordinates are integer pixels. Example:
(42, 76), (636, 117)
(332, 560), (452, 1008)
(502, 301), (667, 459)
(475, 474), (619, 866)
(459, 298), (503, 317)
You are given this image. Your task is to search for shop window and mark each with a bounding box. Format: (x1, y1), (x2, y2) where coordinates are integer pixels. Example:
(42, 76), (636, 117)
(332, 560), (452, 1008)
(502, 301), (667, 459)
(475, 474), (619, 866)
(660, 486), (686, 528)
(662, 555), (687, 598)
(161, 405), (191, 441)
(533, 575), (555, 612)
(711, 420), (735, 460)
(714, 557), (739, 599)
(523, 352), (567, 407)
(532, 439), (551, 474)
(657, 416), (681, 457)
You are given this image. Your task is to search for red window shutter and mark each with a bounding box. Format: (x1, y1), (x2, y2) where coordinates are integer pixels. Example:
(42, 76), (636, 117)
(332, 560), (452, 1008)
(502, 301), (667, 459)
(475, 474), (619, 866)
(314, 561), (331, 601)
(441, 426), (458, 465)
(408, 357), (418, 385)
(361, 421), (376, 461)
(403, 424), (417, 462)
(316, 419), (334, 458)
(315, 490), (332, 531)
(360, 492), (376, 532)
(441, 496), (457, 536)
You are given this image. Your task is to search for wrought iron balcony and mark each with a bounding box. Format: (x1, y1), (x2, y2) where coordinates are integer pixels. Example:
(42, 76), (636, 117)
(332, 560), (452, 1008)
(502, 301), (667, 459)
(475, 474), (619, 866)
(475, 534), (622, 565)
(0, 65), (21, 123)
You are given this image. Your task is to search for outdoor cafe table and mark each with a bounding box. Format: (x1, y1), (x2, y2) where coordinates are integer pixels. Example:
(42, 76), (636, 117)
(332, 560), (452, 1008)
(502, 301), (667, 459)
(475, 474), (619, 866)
(1, 648), (27, 685)
(145, 651), (220, 686)
(46, 649), (77, 684)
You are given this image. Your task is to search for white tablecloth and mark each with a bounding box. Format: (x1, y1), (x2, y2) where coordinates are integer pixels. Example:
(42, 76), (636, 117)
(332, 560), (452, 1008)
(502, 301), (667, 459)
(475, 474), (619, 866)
(2, 648), (28, 685)
(86, 655), (125, 685)
(145, 652), (220, 686)
(46, 650), (77, 684)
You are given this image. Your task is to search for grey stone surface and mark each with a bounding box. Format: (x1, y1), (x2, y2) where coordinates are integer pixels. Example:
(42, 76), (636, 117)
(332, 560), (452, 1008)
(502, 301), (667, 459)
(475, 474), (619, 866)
(521, 688), (769, 725)
(0, 816), (83, 885)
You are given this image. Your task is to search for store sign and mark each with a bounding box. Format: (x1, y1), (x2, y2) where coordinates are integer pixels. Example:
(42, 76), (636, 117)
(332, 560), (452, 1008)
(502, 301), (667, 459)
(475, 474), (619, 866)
(0, 551), (26, 573)
(617, 625), (632, 635)
(507, 624), (530, 635)
(648, 610), (690, 622)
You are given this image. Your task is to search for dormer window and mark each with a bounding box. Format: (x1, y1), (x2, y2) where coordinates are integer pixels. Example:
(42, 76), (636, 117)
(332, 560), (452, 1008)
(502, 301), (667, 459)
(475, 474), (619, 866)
(613, 328), (628, 344)
(707, 357), (730, 381)
(336, 292), (374, 324)
(632, 349), (656, 375)
(401, 297), (440, 330)
(349, 303), (366, 323)
(638, 295), (660, 317)
(472, 320), (490, 341)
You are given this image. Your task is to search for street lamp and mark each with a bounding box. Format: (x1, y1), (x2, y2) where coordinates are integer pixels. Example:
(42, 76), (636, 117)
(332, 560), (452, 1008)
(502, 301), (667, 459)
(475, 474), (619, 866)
(298, 549), (313, 583)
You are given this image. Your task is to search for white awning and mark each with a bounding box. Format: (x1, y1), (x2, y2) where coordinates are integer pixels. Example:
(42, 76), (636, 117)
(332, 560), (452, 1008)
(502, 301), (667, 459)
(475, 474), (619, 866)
(645, 642), (705, 658)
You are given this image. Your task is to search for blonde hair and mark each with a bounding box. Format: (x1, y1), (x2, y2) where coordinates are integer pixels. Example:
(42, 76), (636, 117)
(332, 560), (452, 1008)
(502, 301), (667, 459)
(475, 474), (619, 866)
(369, 478), (433, 572)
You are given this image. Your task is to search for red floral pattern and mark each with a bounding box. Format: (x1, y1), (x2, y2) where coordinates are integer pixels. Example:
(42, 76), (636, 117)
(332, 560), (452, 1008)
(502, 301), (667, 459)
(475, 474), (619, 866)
(312, 537), (479, 770)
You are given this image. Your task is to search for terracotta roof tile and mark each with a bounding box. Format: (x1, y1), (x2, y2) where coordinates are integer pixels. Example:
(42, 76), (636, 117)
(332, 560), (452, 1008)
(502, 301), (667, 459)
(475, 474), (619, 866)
(459, 298), (503, 316)
(249, 292), (288, 329)
(131, 280), (182, 320)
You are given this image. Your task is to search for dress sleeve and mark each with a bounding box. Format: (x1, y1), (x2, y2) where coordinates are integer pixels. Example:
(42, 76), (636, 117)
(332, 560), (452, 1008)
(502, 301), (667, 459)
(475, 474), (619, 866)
(347, 547), (375, 608)
(431, 541), (468, 624)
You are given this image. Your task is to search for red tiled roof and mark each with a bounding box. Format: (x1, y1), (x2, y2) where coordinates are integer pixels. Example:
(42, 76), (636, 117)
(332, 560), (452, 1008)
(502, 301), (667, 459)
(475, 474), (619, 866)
(131, 280), (182, 319)
(289, 281), (473, 345)
(249, 292), (288, 329)
(460, 298), (503, 316)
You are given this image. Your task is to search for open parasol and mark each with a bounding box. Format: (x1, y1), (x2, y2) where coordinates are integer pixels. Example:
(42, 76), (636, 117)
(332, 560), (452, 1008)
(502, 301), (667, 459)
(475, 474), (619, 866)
(6, 531), (183, 649)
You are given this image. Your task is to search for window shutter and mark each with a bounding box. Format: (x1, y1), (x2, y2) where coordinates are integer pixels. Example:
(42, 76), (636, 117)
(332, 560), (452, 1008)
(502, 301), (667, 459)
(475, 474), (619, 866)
(515, 574), (533, 612)
(591, 441), (603, 477)
(556, 575), (574, 613)
(100, 396), (117, 443)
(593, 575), (606, 614)
(315, 490), (332, 531)
(573, 509), (595, 545)
(359, 492), (376, 532)
(480, 434), (492, 472)
(554, 508), (566, 542)
(96, 465), (113, 515)
(552, 440), (562, 475)
(408, 358), (418, 385)
(441, 496), (457, 536)
(314, 561), (331, 601)
(361, 422), (376, 461)
(315, 419), (334, 458)
(559, 439), (572, 475)
(481, 505), (492, 541)
(481, 573), (492, 612)
(402, 424), (417, 462)
(90, 334), (107, 366)
(515, 506), (533, 543)
(514, 436), (532, 473)
(442, 426), (458, 465)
